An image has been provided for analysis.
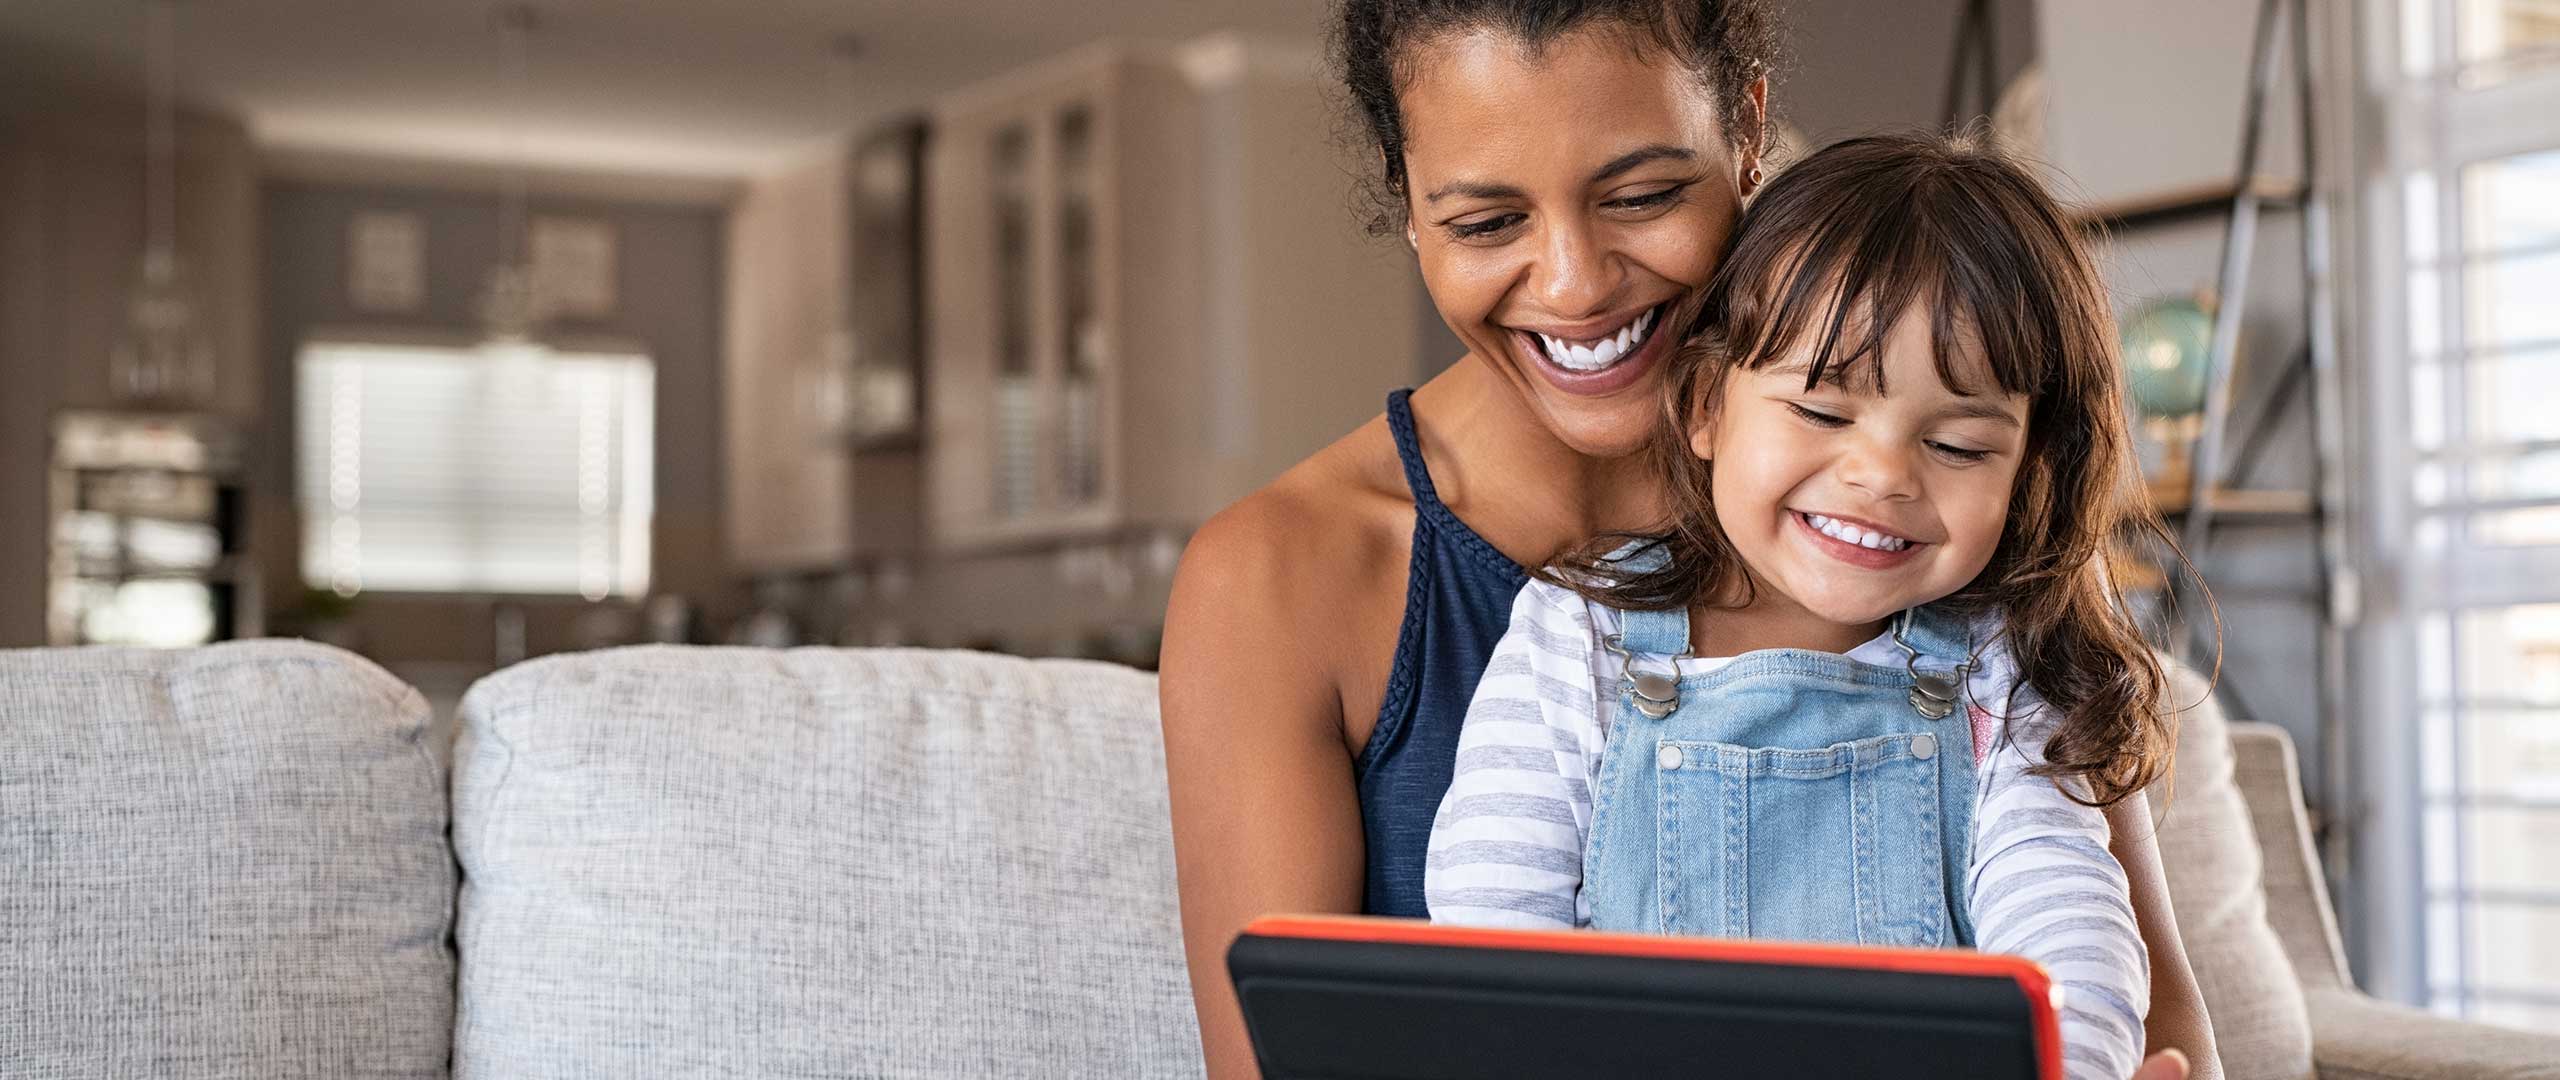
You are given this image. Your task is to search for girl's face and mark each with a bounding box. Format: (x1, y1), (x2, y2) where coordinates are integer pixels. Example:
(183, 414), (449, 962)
(1397, 28), (1757, 459)
(1695, 303), (2031, 632)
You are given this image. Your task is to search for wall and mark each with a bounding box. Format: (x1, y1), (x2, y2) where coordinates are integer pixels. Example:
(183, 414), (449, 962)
(0, 86), (260, 647)
(1784, 0), (2039, 142)
(258, 173), (732, 670)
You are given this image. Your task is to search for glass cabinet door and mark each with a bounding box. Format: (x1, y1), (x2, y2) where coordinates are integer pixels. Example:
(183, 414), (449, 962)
(990, 123), (1039, 520)
(1055, 102), (1104, 510)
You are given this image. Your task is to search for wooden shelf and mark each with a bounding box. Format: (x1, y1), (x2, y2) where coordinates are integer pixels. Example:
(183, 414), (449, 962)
(2146, 479), (2315, 519)
(2074, 176), (2306, 232)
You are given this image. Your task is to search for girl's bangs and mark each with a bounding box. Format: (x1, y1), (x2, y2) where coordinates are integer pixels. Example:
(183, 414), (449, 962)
(1723, 162), (2063, 404)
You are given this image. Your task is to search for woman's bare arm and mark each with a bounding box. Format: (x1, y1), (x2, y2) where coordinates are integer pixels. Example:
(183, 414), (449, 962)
(1161, 500), (1371, 1080)
(2111, 792), (2224, 1080)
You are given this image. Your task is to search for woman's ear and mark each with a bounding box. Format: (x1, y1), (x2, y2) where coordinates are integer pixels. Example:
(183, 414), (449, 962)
(1739, 76), (1772, 196)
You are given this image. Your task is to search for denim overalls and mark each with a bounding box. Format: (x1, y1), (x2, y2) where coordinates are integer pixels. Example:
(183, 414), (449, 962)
(1582, 598), (1984, 948)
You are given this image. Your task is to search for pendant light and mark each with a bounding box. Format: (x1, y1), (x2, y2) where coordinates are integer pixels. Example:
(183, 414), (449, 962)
(111, 0), (216, 409)
(477, 4), (550, 393)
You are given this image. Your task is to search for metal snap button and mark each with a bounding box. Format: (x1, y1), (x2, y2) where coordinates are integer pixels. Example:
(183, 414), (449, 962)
(1911, 733), (1938, 761)
(1657, 744), (1684, 771)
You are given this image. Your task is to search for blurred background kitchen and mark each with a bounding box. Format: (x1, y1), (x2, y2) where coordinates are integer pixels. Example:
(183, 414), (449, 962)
(1, 0), (2554, 1032)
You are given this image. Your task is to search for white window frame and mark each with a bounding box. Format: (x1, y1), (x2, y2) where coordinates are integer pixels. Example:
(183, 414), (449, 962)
(2348, 0), (2560, 1016)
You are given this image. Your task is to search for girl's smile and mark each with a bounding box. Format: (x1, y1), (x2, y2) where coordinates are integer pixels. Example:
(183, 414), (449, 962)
(1789, 509), (1924, 568)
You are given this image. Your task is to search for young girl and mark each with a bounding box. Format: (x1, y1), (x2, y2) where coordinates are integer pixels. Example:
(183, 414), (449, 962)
(1424, 133), (2176, 1080)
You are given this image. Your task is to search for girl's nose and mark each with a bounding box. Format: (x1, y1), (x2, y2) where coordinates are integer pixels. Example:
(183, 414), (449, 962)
(1837, 439), (1920, 501)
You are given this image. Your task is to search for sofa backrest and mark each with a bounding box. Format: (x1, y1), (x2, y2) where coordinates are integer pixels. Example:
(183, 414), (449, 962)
(0, 641), (456, 1079)
(449, 645), (1202, 1079)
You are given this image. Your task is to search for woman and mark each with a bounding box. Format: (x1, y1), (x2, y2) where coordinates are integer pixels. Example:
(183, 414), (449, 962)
(1159, 4), (2218, 1078)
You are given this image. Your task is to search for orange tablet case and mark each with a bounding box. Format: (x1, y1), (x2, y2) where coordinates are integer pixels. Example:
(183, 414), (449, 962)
(1231, 914), (2063, 1080)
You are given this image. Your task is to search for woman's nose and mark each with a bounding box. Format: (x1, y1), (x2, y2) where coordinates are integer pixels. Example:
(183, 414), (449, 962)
(1530, 217), (1622, 319)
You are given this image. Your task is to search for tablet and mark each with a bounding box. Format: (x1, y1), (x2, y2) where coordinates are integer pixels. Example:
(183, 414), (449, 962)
(1228, 915), (2061, 1080)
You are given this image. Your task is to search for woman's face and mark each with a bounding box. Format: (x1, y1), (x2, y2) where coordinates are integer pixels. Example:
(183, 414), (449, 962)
(1397, 28), (1758, 459)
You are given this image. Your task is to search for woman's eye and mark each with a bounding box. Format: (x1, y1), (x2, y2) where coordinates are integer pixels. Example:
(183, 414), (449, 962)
(1786, 403), (1850, 428)
(1446, 213), (1524, 240)
(1607, 184), (1688, 212)
(1928, 441), (1994, 464)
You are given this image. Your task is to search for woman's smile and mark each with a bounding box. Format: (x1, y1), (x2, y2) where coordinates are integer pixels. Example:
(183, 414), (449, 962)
(1505, 300), (1676, 396)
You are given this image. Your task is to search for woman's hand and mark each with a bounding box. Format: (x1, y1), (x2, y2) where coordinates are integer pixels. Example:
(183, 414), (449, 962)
(2133, 1048), (2192, 1080)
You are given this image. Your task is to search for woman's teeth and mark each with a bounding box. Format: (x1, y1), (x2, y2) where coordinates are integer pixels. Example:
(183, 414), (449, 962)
(1536, 307), (1656, 372)
(1805, 513), (1912, 552)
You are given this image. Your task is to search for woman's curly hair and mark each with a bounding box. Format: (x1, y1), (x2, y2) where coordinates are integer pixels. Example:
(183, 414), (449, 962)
(1330, 0), (1781, 236)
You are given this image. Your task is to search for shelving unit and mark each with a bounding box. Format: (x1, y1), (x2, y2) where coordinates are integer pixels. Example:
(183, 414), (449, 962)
(2091, 0), (2354, 853)
(46, 409), (261, 647)
(2074, 175), (2308, 233)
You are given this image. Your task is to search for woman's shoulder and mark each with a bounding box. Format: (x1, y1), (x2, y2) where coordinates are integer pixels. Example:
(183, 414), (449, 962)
(1187, 414), (1409, 575)
(1170, 413), (1415, 646)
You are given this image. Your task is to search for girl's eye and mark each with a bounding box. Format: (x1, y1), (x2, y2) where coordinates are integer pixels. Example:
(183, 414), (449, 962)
(1928, 441), (1994, 464)
(1606, 184), (1689, 212)
(1786, 402), (1850, 428)
(1446, 213), (1524, 241)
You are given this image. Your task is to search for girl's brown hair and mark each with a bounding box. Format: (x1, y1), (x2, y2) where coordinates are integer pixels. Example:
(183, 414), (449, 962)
(1555, 132), (2196, 806)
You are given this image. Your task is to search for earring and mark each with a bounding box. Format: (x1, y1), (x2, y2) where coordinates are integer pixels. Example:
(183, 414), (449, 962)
(1746, 164), (1765, 189)
(1405, 228), (1418, 250)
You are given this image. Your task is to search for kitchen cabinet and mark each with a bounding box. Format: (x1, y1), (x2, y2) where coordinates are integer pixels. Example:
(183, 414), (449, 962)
(925, 38), (1423, 549)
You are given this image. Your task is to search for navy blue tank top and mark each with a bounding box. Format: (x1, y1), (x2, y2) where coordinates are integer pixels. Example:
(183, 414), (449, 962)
(1356, 389), (1531, 917)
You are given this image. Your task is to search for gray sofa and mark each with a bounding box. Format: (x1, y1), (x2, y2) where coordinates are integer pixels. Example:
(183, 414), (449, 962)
(2, 639), (2552, 1078)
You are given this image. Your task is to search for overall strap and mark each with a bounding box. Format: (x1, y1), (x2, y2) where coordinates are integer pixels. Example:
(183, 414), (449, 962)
(1618, 606), (1690, 658)
(1598, 540), (1689, 657)
(1893, 603), (1980, 666)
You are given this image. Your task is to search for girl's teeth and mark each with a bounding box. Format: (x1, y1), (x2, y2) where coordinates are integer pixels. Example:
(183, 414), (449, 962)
(1806, 512), (1910, 552)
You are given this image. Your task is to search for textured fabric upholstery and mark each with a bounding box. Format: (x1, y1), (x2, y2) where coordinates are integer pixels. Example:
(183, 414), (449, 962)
(0, 640), (456, 1079)
(2226, 725), (2351, 993)
(2226, 726), (2560, 1079)
(2147, 662), (2316, 1080)
(2303, 987), (2560, 1080)
(449, 645), (1202, 1079)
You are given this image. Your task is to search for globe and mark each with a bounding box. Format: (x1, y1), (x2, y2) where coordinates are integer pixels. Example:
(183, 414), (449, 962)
(2119, 296), (2215, 419)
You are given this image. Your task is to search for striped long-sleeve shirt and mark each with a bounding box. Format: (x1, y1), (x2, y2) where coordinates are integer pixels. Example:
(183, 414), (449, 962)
(1425, 579), (2149, 1080)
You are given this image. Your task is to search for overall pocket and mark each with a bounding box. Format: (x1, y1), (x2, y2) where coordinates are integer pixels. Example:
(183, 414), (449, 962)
(1651, 732), (1951, 947)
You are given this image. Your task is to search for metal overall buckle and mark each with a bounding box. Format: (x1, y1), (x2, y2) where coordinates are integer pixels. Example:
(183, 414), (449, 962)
(1602, 633), (1686, 720)
(1892, 612), (1977, 720)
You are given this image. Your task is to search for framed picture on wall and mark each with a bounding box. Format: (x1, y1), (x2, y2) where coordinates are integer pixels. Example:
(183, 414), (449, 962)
(347, 210), (425, 314)
(845, 116), (929, 446)
(531, 216), (617, 319)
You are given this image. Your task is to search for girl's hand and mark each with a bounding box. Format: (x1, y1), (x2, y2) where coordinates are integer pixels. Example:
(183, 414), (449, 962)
(2132, 1049), (2192, 1080)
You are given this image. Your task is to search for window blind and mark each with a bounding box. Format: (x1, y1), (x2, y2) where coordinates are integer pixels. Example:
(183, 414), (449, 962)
(295, 341), (653, 599)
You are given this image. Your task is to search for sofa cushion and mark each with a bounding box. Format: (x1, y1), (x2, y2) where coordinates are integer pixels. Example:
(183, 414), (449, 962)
(450, 646), (1201, 1079)
(2148, 660), (2316, 1080)
(0, 640), (456, 1079)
